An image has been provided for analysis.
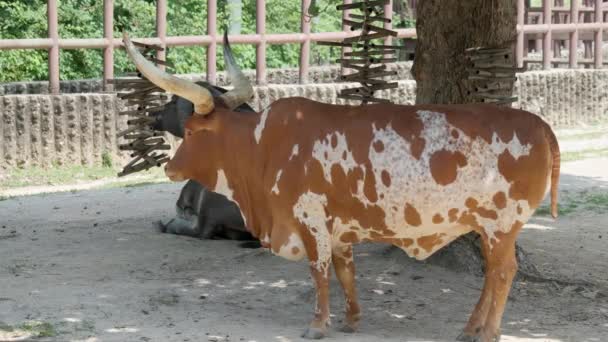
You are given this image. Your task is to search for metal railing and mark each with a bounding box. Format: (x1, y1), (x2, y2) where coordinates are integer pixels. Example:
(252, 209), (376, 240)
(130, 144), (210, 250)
(0, 0), (414, 94)
(516, 0), (608, 68)
(0, 0), (606, 94)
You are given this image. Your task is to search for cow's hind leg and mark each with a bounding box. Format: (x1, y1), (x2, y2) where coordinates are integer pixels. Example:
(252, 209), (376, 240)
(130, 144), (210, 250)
(300, 227), (332, 339)
(332, 244), (360, 333)
(458, 224), (521, 342)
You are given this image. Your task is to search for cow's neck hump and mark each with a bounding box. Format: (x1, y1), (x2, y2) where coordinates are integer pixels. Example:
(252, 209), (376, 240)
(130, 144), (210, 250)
(211, 110), (268, 237)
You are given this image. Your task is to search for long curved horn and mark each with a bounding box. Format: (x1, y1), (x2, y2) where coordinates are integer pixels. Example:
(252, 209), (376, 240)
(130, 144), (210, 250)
(218, 31), (255, 110)
(122, 31), (214, 115)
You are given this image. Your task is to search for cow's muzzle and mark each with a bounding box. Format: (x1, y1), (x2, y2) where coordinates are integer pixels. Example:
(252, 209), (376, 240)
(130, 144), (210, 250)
(164, 164), (186, 182)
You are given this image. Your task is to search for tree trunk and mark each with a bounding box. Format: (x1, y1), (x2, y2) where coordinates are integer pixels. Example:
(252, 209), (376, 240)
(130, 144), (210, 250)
(412, 0), (517, 104)
(410, 1), (541, 278)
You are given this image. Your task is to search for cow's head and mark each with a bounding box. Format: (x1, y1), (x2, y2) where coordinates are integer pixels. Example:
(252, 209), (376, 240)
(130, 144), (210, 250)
(150, 81), (254, 138)
(123, 31), (254, 183)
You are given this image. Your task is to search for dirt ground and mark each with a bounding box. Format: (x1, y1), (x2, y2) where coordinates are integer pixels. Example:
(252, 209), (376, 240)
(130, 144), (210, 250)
(1, 158), (607, 342)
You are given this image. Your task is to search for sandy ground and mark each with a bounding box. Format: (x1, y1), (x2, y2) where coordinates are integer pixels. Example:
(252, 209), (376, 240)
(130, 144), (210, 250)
(1, 158), (607, 342)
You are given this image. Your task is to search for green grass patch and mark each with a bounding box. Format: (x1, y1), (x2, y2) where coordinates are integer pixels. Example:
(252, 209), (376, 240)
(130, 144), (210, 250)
(561, 148), (608, 162)
(0, 321), (57, 338)
(585, 193), (608, 209)
(535, 191), (608, 217)
(19, 321), (55, 337)
(535, 202), (579, 216)
(0, 163), (170, 193)
(0, 164), (118, 189)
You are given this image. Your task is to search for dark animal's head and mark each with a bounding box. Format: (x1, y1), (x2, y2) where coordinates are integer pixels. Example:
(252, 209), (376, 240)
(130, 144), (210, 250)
(123, 31), (257, 183)
(151, 81), (254, 138)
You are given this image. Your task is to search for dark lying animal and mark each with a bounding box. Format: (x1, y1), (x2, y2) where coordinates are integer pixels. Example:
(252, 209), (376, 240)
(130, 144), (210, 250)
(158, 179), (255, 241)
(152, 82), (258, 245)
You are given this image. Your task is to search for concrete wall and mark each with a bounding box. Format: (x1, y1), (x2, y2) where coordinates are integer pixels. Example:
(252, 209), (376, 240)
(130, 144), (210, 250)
(515, 70), (608, 126)
(1, 69), (607, 168)
(0, 94), (121, 168)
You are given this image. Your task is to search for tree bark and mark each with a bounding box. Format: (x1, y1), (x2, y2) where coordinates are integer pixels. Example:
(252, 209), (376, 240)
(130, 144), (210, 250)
(412, 0), (517, 104)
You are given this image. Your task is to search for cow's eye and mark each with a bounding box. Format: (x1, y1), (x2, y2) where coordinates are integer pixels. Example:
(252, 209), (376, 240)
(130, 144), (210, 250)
(185, 129), (193, 137)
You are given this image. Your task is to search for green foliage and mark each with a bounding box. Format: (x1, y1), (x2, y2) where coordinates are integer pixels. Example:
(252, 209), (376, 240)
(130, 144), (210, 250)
(0, 0), (413, 82)
(0, 1), (48, 82)
(101, 151), (113, 168)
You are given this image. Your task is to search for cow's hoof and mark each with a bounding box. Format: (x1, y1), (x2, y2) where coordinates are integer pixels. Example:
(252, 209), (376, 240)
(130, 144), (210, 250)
(338, 324), (357, 333)
(456, 332), (480, 342)
(456, 331), (500, 342)
(301, 327), (326, 339)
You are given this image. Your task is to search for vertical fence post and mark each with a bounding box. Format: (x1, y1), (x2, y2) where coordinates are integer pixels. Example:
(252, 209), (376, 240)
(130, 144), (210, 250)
(523, 5), (529, 56)
(156, 0), (167, 71)
(342, 0), (352, 34)
(103, 0), (114, 91)
(594, 0), (603, 68)
(516, 0), (525, 68)
(569, 0), (579, 68)
(47, 0), (60, 94)
(583, 0), (592, 59)
(341, 0), (352, 75)
(553, 1), (562, 58)
(535, 14), (543, 52)
(384, 0), (392, 46)
(542, 0), (552, 69)
(207, 0), (217, 84)
(256, 0), (267, 85)
(300, 0), (311, 84)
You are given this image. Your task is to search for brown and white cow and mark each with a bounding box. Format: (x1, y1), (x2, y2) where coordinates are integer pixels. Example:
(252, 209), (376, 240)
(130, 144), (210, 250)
(123, 32), (560, 341)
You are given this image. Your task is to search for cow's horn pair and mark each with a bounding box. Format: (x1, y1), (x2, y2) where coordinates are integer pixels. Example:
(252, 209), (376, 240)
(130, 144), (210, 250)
(122, 31), (253, 115)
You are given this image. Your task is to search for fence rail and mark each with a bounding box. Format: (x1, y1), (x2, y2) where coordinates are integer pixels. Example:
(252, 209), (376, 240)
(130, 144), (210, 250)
(0, 0), (607, 94)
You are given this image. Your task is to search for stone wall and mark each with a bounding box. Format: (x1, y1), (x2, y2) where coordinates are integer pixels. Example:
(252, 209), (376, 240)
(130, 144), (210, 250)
(1, 69), (606, 168)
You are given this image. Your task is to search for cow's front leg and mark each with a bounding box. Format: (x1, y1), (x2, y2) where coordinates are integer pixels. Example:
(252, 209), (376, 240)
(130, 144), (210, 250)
(300, 227), (332, 339)
(332, 244), (360, 333)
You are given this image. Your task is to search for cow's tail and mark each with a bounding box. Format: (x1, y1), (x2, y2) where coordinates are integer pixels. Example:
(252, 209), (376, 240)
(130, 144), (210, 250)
(543, 121), (560, 218)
